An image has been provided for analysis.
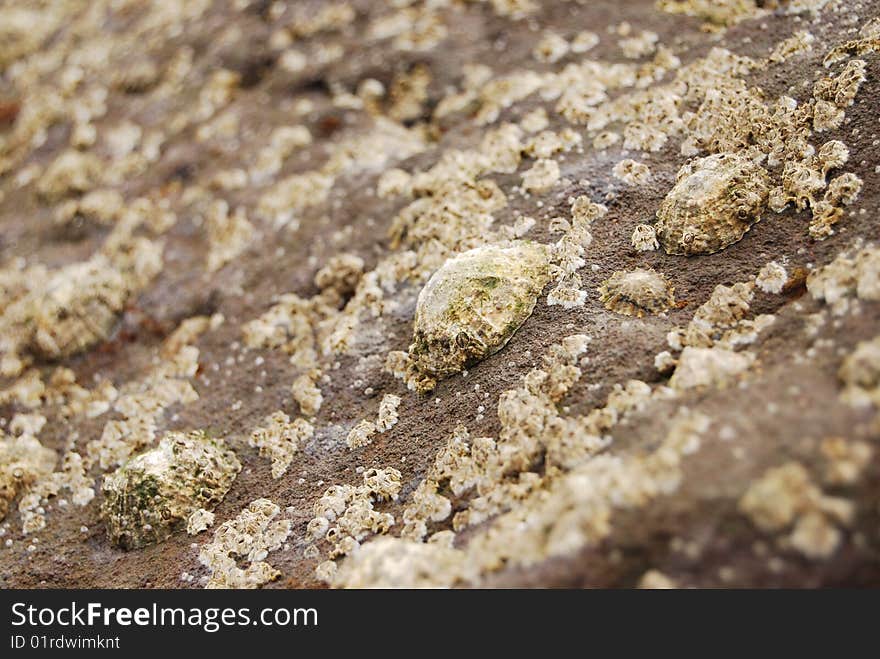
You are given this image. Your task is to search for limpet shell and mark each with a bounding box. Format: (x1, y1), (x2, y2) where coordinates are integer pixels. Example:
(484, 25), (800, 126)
(410, 242), (551, 380)
(101, 430), (241, 549)
(655, 153), (770, 255)
(598, 268), (675, 317)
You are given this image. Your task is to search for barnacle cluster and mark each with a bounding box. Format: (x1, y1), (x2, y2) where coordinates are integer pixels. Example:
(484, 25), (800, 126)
(249, 412), (313, 479)
(85, 323), (205, 470)
(0, 256), (127, 373)
(807, 244), (880, 316)
(199, 498), (292, 589)
(19, 450), (94, 534)
(739, 462), (853, 560)
(0, 430), (56, 522)
(838, 336), (880, 408)
(307, 467), (402, 568)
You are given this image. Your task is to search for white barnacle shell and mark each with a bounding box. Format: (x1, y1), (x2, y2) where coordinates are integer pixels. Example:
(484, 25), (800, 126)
(631, 224), (659, 252)
(410, 242), (551, 382)
(655, 153), (770, 255)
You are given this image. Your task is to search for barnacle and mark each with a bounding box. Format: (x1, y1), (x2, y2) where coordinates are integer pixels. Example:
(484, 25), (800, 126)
(199, 498), (292, 589)
(0, 7), (59, 68)
(524, 129), (580, 159)
(2, 0), (880, 591)
(346, 419), (377, 450)
(668, 280), (773, 351)
(670, 346), (754, 389)
(377, 168), (413, 198)
(18, 450), (95, 534)
(315, 253), (365, 306)
(186, 508), (215, 535)
(824, 36), (880, 68)
(36, 150), (103, 202)
(838, 336), (880, 408)
(755, 261), (788, 294)
(598, 268), (675, 317)
(631, 224), (659, 252)
(205, 200), (255, 273)
(249, 411), (313, 478)
(533, 32), (570, 63)
(308, 467), (402, 565)
(817, 141), (849, 177)
(770, 31), (814, 63)
(655, 153), (770, 255)
(619, 30), (658, 60)
(656, 0), (765, 28)
(809, 173), (863, 239)
(327, 536), (464, 588)
(30, 257), (130, 360)
(639, 570), (678, 589)
(820, 437), (873, 486)
(520, 108), (549, 133)
(409, 242), (551, 384)
(813, 99), (845, 133)
(806, 245), (880, 316)
(377, 394), (402, 432)
(291, 371), (323, 417)
(814, 60), (867, 109)
(738, 462), (853, 560)
(101, 430), (241, 550)
(546, 278), (588, 309)
(521, 159), (560, 193)
(570, 197), (608, 225)
(0, 432), (56, 521)
(334, 409), (709, 587)
(85, 332), (200, 470)
(612, 159), (652, 186)
(571, 30), (600, 53)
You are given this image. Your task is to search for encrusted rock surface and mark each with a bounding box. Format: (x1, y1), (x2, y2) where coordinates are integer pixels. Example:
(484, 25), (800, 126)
(1, 0), (879, 589)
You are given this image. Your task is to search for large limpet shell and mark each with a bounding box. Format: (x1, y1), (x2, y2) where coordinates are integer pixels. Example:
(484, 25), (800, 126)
(655, 153), (770, 255)
(101, 431), (241, 549)
(410, 242), (551, 380)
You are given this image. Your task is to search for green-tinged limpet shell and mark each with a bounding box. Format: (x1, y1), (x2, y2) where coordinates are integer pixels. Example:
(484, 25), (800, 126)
(410, 242), (551, 381)
(101, 430), (241, 550)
